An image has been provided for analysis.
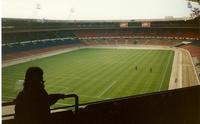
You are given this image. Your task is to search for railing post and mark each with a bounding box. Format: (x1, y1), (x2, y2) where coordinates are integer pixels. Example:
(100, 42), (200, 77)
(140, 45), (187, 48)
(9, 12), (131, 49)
(64, 94), (79, 114)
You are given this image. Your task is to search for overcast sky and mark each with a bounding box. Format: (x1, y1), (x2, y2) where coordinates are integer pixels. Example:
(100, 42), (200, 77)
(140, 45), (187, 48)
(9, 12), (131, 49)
(2, 0), (200, 20)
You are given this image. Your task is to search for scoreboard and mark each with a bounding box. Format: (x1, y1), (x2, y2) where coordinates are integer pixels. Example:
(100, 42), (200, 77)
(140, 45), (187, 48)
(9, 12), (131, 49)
(120, 22), (128, 28)
(142, 22), (151, 28)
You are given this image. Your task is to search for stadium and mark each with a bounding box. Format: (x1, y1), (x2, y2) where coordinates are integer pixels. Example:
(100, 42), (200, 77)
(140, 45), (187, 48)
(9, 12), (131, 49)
(2, 0), (200, 124)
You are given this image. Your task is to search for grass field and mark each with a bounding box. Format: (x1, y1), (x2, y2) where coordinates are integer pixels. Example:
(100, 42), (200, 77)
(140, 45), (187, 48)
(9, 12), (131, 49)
(2, 48), (174, 106)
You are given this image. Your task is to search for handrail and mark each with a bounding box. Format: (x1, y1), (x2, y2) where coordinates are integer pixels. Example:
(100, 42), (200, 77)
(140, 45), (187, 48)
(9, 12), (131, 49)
(63, 94), (79, 114)
(2, 94), (79, 118)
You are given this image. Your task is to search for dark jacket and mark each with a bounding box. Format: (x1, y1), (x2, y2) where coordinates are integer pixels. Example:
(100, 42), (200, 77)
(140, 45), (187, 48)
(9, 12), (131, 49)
(15, 85), (51, 124)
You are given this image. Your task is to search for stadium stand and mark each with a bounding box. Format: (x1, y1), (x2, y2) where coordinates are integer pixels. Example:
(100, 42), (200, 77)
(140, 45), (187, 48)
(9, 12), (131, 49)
(2, 38), (80, 54)
(181, 42), (200, 62)
(2, 17), (199, 45)
(2, 30), (76, 44)
(2, 17), (200, 75)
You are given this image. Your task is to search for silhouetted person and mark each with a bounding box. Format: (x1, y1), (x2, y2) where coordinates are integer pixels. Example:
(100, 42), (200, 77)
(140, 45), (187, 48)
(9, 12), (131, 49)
(15, 67), (65, 124)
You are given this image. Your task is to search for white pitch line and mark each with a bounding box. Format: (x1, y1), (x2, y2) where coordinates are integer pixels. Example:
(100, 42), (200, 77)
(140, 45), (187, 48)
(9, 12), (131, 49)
(159, 53), (172, 91)
(98, 81), (118, 97)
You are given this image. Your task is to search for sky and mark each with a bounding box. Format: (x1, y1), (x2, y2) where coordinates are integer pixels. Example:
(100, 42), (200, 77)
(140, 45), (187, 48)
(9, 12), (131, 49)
(2, 0), (200, 20)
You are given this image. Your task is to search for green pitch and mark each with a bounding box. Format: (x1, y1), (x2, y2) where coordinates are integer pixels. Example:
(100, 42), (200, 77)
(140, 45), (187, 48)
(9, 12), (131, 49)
(2, 48), (174, 106)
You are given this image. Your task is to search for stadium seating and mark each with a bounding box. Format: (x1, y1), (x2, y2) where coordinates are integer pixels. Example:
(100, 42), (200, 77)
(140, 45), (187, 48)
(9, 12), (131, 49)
(2, 31), (76, 44)
(2, 39), (81, 54)
(74, 28), (200, 40)
(180, 40), (200, 62)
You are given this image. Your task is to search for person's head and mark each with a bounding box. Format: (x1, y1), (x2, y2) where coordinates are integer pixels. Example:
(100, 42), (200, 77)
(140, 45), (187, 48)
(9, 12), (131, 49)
(24, 67), (45, 89)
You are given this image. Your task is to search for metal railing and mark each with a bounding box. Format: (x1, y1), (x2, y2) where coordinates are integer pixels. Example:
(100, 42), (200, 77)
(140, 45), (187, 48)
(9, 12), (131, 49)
(2, 94), (79, 119)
